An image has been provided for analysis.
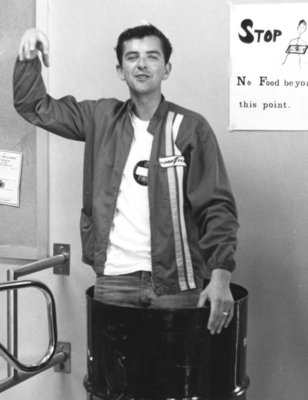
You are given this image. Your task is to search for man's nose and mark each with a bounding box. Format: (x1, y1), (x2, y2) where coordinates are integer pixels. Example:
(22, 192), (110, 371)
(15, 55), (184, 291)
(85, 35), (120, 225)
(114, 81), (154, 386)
(137, 56), (148, 69)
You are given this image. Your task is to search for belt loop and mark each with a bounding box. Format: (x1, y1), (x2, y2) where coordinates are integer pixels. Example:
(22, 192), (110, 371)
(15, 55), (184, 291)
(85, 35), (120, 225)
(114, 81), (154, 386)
(139, 271), (153, 307)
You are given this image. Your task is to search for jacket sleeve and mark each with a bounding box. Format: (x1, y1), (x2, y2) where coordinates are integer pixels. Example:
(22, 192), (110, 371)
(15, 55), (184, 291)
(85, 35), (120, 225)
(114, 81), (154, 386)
(13, 57), (94, 141)
(186, 118), (239, 272)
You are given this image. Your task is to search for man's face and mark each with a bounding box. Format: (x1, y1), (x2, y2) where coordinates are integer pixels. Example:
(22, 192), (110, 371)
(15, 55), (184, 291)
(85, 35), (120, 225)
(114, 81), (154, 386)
(298, 22), (307, 35)
(117, 36), (171, 97)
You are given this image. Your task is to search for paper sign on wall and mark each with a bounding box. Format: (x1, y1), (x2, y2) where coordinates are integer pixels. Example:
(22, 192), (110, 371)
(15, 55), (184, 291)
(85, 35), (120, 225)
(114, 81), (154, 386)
(230, 2), (308, 131)
(0, 150), (23, 207)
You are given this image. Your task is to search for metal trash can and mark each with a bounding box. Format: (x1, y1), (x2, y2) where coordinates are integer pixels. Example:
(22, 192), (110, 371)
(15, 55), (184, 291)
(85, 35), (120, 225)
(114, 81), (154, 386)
(84, 281), (249, 400)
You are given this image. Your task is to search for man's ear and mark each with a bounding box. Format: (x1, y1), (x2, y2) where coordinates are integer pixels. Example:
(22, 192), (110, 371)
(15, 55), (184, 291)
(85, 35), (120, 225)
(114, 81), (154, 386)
(163, 62), (172, 81)
(116, 64), (125, 81)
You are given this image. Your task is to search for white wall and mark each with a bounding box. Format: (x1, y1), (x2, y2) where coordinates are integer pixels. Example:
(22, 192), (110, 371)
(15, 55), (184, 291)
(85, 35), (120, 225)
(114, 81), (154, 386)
(2, 0), (308, 399)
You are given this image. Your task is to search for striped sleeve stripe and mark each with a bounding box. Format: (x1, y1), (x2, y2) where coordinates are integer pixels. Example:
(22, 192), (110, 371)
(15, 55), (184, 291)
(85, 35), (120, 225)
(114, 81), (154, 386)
(165, 111), (196, 291)
(172, 114), (196, 290)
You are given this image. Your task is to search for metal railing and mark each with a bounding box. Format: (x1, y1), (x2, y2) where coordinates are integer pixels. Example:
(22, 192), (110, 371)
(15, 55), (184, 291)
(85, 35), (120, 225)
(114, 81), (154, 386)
(0, 280), (57, 373)
(0, 245), (71, 392)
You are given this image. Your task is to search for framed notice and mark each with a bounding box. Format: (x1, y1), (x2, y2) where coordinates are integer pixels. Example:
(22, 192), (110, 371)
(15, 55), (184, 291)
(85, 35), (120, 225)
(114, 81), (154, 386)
(0, 150), (23, 207)
(230, 2), (308, 131)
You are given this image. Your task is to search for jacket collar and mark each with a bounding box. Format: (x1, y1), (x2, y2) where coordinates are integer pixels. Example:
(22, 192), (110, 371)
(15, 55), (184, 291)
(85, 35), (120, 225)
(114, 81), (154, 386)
(125, 95), (168, 135)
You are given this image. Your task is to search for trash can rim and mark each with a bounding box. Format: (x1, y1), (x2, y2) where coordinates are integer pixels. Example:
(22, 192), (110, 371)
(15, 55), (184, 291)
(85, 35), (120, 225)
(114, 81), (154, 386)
(86, 281), (248, 311)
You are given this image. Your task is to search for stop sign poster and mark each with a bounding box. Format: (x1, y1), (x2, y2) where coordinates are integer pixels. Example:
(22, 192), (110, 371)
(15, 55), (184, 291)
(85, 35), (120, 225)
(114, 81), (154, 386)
(229, 2), (308, 131)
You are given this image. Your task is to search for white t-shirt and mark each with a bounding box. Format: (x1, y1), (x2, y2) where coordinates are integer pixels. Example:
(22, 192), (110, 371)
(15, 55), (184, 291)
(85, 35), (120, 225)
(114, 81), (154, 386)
(104, 113), (153, 275)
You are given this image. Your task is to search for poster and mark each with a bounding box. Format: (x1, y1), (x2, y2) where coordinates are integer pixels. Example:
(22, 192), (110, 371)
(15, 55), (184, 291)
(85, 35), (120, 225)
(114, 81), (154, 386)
(230, 2), (308, 131)
(0, 150), (23, 207)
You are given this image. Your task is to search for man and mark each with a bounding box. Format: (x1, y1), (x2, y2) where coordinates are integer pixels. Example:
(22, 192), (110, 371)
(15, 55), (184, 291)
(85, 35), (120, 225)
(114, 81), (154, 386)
(14, 24), (239, 335)
(282, 19), (307, 68)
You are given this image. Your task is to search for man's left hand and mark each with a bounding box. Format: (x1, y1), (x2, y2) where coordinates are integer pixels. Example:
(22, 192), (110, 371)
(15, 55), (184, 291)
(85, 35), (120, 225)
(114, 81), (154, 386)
(197, 269), (234, 334)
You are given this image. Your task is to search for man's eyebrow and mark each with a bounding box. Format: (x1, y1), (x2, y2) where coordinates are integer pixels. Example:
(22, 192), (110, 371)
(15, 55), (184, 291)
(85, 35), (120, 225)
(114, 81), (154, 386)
(124, 50), (163, 57)
(146, 50), (163, 56)
(124, 51), (138, 57)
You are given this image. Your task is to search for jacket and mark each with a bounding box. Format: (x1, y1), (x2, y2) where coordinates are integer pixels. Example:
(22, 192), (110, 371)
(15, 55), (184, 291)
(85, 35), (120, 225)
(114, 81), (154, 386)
(13, 57), (239, 295)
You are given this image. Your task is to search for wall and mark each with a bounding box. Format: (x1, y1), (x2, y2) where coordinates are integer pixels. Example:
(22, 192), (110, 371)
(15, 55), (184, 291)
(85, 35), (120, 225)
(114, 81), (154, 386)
(1, 0), (308, 399)
(0, 0), (37, 257)
(0, 0), (37, 388)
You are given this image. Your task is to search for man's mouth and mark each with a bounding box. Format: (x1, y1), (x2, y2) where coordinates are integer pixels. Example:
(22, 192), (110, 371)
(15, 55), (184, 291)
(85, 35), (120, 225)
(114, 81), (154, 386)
(135, 74), (150, 81)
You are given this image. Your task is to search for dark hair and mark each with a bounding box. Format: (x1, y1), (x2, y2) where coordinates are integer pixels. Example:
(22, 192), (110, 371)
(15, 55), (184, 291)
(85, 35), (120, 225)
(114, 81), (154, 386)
(115, 24), (173, 66)
(298, 19), (307, 28)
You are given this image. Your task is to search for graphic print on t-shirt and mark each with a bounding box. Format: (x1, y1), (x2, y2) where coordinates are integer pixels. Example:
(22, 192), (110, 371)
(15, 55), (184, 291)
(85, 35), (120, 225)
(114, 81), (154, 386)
(133, 160), (149, 186)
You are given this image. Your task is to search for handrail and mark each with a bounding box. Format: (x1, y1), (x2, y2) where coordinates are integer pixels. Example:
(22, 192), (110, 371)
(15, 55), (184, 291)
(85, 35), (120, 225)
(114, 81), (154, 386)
(13, 254), (66, 278)
(1, 246), (70, 392)
(6, 248), (69, 376)
(0, 280), (57, 373)
(0, 351), (67, 393)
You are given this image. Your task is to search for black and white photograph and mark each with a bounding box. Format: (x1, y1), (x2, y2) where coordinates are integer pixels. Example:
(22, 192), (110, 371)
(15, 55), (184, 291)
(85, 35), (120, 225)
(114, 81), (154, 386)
(1, 1), (308, 400)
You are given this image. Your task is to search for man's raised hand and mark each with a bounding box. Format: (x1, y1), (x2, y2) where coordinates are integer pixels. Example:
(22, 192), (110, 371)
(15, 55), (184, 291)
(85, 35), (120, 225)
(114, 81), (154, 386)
(18, 29), (50, 67)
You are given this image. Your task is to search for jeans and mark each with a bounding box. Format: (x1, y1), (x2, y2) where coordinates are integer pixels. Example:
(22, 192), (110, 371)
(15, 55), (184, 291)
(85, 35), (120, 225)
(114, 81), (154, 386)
(94, 271), (202, 308)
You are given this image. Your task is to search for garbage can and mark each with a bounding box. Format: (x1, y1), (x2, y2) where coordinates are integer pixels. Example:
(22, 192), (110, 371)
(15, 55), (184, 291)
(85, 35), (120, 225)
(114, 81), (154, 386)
(84, 281), (249, 400)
